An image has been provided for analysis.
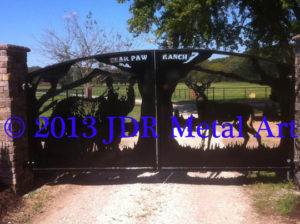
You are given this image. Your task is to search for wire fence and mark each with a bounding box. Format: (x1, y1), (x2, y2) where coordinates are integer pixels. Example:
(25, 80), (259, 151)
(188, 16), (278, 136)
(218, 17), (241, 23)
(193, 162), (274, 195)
(37, 86), (271, 102)
(36, 85), (271, 118)
(182, 86), (271, 101)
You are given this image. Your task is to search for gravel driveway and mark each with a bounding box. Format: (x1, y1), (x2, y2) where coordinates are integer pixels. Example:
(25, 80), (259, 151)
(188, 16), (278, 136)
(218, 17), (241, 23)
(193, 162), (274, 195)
(30, 171), (283, 224)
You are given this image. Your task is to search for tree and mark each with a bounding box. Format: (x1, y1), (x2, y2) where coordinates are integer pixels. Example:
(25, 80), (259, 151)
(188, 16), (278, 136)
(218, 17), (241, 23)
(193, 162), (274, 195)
(38, 11), (134, 96)
(28, 66), (42, 73)
(118, 0), (300, 64)
(186, 56), (255, 83)
(119, 0), (299, 149)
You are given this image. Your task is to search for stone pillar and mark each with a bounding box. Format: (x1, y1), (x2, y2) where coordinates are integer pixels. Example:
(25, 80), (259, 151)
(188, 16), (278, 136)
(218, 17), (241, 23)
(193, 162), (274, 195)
(293, 35), (300, 188)
(0, 44), (33, 194)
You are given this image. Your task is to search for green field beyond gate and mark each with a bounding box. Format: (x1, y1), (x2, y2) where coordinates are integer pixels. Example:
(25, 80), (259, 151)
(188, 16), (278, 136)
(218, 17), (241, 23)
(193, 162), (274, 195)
(37, 81), (271, 118)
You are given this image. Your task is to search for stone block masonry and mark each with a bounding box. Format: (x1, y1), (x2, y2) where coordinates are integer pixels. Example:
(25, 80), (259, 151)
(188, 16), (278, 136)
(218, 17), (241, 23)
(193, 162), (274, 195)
(0, 44), (33, 194)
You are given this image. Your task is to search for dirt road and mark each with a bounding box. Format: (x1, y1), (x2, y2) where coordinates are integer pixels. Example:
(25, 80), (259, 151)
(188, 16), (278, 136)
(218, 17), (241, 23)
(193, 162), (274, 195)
(30, 171), (282, 224)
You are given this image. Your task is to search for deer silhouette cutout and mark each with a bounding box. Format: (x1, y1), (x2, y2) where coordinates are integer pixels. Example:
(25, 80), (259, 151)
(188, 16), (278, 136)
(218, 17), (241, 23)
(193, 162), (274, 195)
(186, 80), (262, 149)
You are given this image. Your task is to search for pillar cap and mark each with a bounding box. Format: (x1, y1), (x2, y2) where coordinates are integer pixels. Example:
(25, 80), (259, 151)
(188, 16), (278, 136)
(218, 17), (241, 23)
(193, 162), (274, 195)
(0, 44), (30, 52)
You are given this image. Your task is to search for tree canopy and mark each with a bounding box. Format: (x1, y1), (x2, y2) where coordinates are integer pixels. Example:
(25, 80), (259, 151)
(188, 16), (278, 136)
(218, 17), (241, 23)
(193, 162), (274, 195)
(186, 56), (261, 83)
(118, 0), (300, 64)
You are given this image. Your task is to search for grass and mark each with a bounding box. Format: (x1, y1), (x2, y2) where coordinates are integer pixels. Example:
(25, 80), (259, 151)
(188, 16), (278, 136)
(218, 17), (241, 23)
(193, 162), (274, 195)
(34, 81), (269, 132)
(37, 81), (271, 103)
(35, 81), (270, 118)
(276, 192), (299, 214)
(93, 82), (270, 101)
(5, 188), (53, 224)
(246, 172), (299, 216)
(128, 105), (141, 120)
(36, 93), (142, 119)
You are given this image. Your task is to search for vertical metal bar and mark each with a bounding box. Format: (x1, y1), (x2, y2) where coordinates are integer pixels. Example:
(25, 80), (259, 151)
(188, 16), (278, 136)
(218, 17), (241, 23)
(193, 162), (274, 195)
(153, 50), (159, 171)
(223, 88), (225, 100)
(265, 87), (267, 99)
(206, 88), (208, 99)
(213, 87), (215, 101)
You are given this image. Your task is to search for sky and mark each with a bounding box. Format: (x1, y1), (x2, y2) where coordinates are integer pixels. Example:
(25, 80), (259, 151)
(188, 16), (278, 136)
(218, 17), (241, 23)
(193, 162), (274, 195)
(0, 0), (157, 67)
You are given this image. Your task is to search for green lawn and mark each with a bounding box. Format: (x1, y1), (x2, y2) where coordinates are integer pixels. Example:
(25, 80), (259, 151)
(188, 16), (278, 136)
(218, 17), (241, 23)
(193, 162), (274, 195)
(36, 81), (271, 117)
(174, 82), (270, 101)
(91, 81), (271, 101)
(127, 105), (141, 120)
(246, 172), (299, 216)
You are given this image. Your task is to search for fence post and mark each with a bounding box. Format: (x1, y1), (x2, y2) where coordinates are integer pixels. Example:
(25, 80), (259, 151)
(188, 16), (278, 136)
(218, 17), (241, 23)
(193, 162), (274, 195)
(293, 35), (300, 189)
(0, 44), (33, 194)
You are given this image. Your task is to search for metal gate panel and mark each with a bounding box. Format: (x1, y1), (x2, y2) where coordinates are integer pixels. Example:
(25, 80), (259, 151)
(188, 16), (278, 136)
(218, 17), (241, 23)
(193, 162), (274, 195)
(26, 49), (294, 171)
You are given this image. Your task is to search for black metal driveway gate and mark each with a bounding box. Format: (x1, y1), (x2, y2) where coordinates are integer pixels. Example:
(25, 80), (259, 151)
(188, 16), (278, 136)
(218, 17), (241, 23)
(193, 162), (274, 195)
(26, 49), (294, 172)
